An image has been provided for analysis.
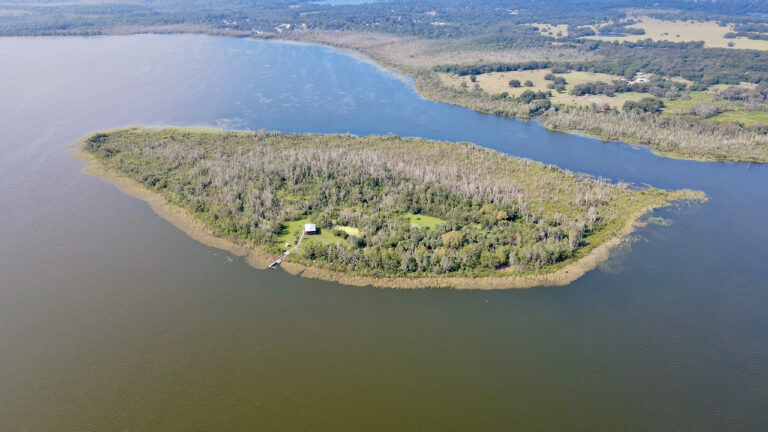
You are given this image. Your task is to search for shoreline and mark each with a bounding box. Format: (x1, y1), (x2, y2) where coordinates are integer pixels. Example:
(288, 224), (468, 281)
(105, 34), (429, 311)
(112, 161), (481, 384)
(255, 33), (767, 164)
(14, 31), (765, 163)
(69, 134), (687, 290)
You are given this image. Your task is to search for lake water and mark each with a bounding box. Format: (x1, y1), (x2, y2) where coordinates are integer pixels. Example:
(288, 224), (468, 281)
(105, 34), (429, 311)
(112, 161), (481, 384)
(312, 0), (382, 5)
(1, 34), (767, 431)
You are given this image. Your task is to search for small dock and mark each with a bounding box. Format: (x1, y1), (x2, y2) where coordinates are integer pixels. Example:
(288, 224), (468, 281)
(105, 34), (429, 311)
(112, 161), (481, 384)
(268, 232), (305, 269)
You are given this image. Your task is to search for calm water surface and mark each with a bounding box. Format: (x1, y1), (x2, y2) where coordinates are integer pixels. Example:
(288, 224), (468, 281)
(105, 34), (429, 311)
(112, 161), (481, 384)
(1, 35), (767, 431)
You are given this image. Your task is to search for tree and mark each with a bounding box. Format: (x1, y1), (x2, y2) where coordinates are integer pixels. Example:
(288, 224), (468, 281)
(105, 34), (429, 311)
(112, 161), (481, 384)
(508, 79), (521, 88)
(524, 80), (534, 87)
(441, 230), (463, 249)
(689, 101), (721, 118)
(623, 97), (665, 114)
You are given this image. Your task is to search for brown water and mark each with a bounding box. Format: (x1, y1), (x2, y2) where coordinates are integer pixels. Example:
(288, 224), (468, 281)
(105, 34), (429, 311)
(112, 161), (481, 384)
(1, 35), (767, 431)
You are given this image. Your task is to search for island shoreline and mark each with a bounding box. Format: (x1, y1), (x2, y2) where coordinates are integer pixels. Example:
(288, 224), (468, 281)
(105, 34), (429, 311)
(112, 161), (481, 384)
(69, 133), (693, 290)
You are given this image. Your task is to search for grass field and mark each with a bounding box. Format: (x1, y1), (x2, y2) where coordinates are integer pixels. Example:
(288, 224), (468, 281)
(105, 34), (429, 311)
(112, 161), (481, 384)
(309, 228), (349, 247)
(336, 226), (361, 237)
(275, 213), (445, 248)
(709, 110), (768, 127)
(530, 23), (569, 38)
(274, 217), (311, 250)
(661, 90), (768, 126)
(440, 69), (648, 108)
(442, 68), (768, 124)
(585, 17), (768, 50)
(661, 92), (716, 112)
(275, 216), (355, 252)
(404, 212), (446, 229)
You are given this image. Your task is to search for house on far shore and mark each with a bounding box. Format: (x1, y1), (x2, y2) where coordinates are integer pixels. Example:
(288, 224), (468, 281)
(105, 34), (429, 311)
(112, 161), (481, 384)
(304, 223), (317, 235)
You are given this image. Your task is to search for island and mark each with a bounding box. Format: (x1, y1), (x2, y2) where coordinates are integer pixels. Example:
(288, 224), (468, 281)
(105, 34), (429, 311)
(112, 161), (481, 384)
(72, 127), (704, 289)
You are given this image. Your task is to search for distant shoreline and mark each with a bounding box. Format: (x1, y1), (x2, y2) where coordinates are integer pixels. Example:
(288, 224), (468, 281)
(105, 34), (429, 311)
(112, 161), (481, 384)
(69, 130), (699, 290)
(10, 32), (767, 162)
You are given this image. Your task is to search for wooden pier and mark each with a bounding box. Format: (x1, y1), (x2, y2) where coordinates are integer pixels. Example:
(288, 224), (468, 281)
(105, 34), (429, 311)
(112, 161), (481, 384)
(268, 232), (305, 269)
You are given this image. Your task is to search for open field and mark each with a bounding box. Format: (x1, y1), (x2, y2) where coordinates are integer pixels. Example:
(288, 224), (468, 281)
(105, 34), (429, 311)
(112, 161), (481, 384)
(274, 217), (310, 250)
(661, 90), (768, 126)
(709, 110), (768, 127)
(274, 216), (352, 252)
(662, 92), (718, 112)
(586, 17), (768, 50)
(442, 69), (768, 123)
(405, 212), (446, 229)
(530, 23), (569, 38)
(335, 225), (361, 237)
(440, 69), (648, 108)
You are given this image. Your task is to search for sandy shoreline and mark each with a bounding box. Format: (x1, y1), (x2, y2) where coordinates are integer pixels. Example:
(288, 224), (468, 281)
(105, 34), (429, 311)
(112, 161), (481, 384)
(69, 134), (685, 290)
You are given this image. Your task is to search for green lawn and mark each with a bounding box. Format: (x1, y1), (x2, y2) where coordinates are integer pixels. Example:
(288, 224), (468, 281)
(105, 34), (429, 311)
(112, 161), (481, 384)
(274, 216), (352, 252)
(661, 91), (768, 126)
(309, 228), (349, 247)
(662, 91), (715, 111)
(336, 225), (361, 237)
(404, 212), (446, 229)
(274, 217), (311, 251)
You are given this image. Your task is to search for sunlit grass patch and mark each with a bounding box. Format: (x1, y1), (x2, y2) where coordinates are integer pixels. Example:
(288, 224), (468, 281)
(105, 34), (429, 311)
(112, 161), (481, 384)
(709, 110), (768, 127)
(405, 212), (446, 229)
(275, 217), (311, 250)
(584, 17), (768, 50)
(336, 225), (361, 237)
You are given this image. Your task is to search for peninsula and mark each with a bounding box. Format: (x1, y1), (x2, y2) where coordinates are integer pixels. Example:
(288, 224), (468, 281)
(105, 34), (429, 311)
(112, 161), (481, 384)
(74, 127), (703, 288)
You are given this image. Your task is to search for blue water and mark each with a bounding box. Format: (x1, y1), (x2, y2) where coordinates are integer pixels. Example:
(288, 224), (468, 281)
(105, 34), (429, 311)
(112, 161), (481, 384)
(0, 34), (767, 430)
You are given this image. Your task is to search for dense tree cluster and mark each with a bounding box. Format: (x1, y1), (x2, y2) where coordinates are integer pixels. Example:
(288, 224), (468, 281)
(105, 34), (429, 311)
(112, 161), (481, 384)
(597, 21), (646, 36)
(622, 97), (665, 114)
(570, 77), (685, 98)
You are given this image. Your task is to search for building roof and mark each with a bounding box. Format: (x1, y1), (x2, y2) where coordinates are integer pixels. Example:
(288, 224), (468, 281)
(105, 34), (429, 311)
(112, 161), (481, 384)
(304, 223), (317, 232)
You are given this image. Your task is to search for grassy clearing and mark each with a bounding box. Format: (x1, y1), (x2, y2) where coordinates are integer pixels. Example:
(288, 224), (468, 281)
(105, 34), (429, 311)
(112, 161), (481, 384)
(336, 226), (361, 237)
(306, 228), (349, 248)
(661, 90), (768, 126)
(404, 212), (446, 229)
(585, 17), (768, 50)
(441, 72), (766, 123)
(530, 23), (569, 38)
(662, 92), (715, 111)
(275, 216), (352, 251)
(440, 69), (648, 108)
(709, 110), (768, 127)
(274, 217), (310, 250)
